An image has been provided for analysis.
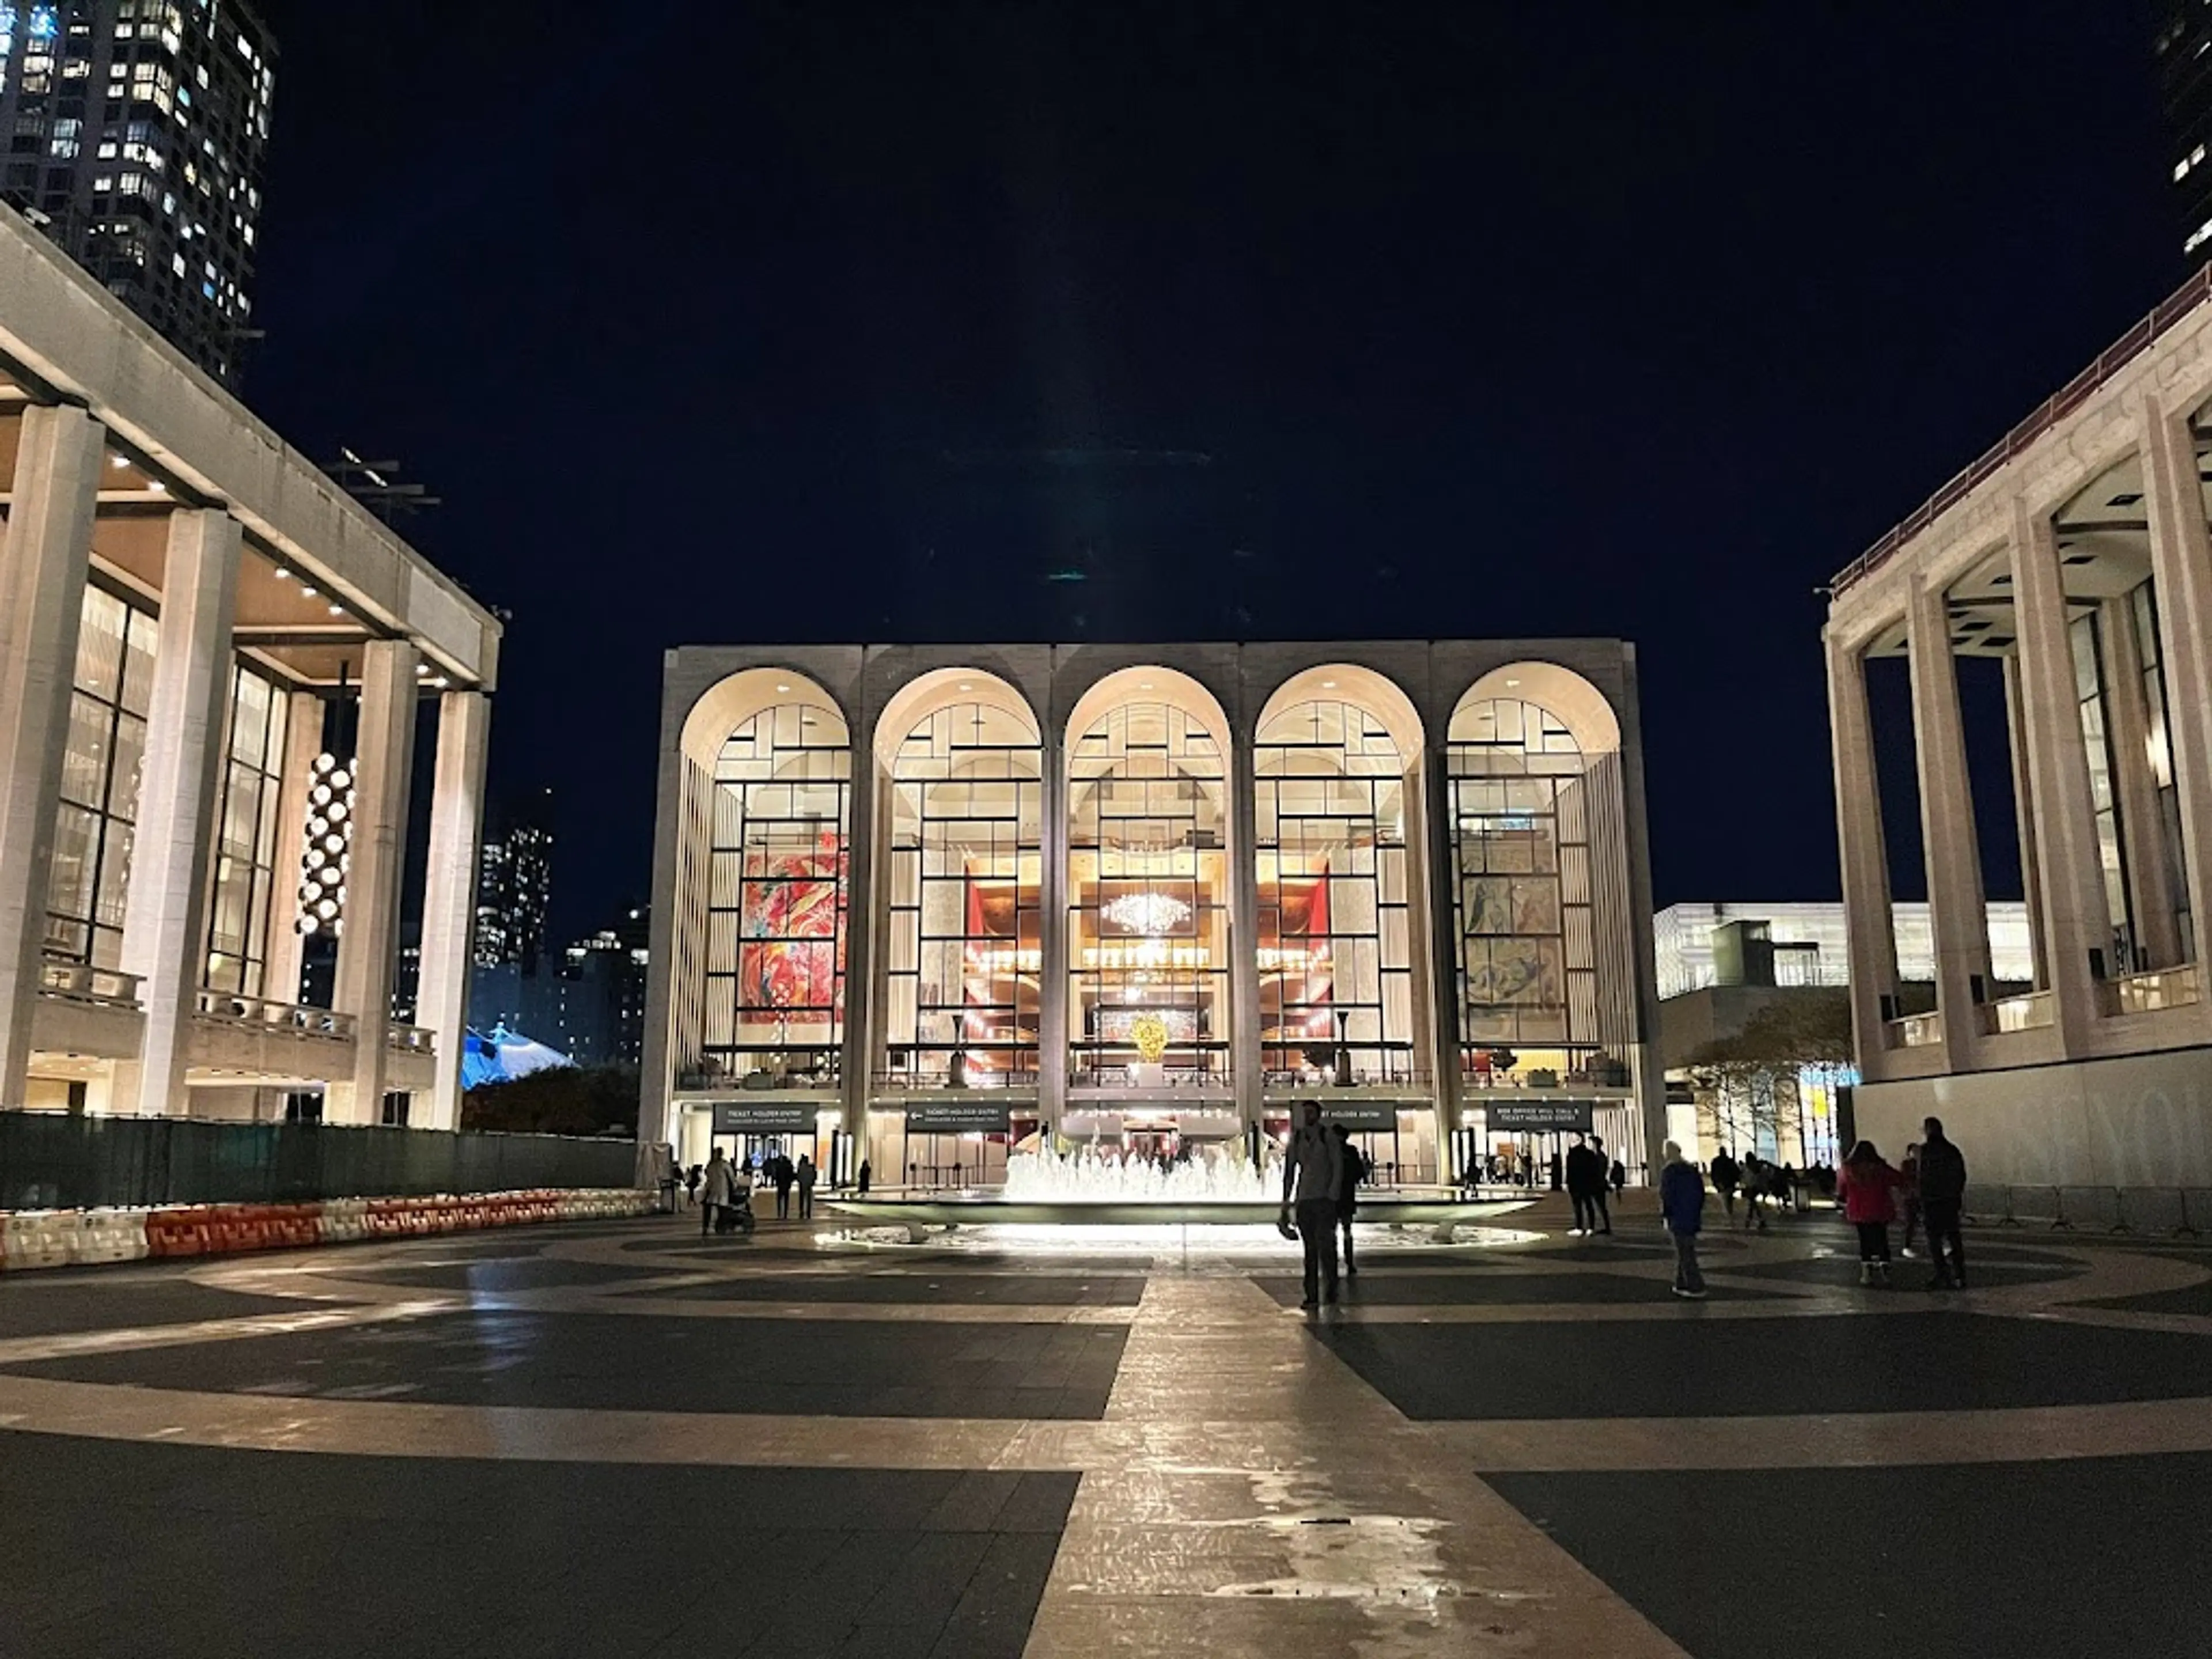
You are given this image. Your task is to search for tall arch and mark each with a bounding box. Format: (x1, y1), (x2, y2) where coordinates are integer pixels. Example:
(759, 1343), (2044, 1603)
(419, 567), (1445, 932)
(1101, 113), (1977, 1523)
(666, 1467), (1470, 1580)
(874, 669), (1044, 1087)
(1252, 665), (1428, 1086)
(1063, 666), (1234, 1087)
(675, 668), (853, 1090)
(1444, 662), (1630, 1091)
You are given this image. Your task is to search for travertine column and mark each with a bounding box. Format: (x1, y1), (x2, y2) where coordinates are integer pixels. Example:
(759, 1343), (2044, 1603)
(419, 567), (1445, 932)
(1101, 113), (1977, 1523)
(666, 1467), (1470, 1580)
(1037, 728), (1069, 1125)
(2009, 501), (2112, 1050)
(0, 406), (102, 1106)
(839, 737), (880, 1139)
(1824, 627), (1899, 1073)
(415, 688), (489, 1131)
(116, 510), (242, 1116)
(1422, 745), (1466, 1174)
(327, 639), (418, 1123)
(259, 689), (327, 1006)
(2137, 396), (2212, 973)
(1229, 721), (1263, 1128)
(1904, 574), (1991, 1070)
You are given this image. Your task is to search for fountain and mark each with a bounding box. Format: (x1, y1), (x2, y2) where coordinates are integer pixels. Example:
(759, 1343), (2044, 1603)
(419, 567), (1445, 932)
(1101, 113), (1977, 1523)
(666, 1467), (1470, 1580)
(1002, 1143), (1283, 1204)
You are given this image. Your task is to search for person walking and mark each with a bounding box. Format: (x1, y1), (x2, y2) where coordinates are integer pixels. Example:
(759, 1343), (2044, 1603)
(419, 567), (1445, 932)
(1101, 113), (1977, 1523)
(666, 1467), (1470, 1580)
(1918, 1116), (1969, 1289)
(796, 1153), (818, 1220)
(1839, 1139), (1904, 1285)
(1897, 1143), (1924, 1258)
(772, 1151), (796, 1219)
(1588, 1134), (1615, 1234)
(1330, 1123), (1368, 1279)
(1609, 1153), (1627, 1200)
(684, 1164), (702, 1210)
(857, 1158), (872, 1196)
(1564, 1133), (1600, 1236)
(1280, 1101), (1346, 1309)
(1710, 1149), (1741, 1224)
(700, 1147), (734, 1238)
(1658, 1139), (1707, 1298)
(1738, 1155), (1770, 1233)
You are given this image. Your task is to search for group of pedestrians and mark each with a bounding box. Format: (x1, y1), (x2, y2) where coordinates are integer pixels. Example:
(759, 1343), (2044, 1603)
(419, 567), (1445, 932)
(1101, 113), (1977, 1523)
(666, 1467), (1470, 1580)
(1660, 1116), (1969, 1297)
(1564, 1131), (1623, 1235)
(687, 1145), (820, 1238)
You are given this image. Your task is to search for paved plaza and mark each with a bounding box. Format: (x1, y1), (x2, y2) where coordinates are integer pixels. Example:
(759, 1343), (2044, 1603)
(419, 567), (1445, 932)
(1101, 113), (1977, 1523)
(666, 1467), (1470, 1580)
(3, 1198), (2211, 1657)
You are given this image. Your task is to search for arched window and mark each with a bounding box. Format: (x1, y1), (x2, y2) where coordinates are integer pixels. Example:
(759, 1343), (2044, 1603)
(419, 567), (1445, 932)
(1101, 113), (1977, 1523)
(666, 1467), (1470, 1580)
(1067, 698), (1230, 1084)
(1255, 699), (1415, 1084)
(1447, 697), (1597, 1070)
(700, 699), (850, 1084)
(883, 698), (1043, 1085)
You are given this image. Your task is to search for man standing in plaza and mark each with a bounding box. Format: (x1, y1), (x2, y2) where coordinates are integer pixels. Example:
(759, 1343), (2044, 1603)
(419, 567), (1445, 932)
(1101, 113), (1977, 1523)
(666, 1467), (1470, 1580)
(1282, 1101), (1346, 1309)
(1658, 1140), (1707, 1298)
(1918, 1116), (1968, 1289)
(1331, 1122), (1368, 1278)
(1588, 1133), (1615, 1235)
(1710, 1147), (1741, 1224)
(772, 1150), (797, 1219)
(1565, 1132), (1601, 1235)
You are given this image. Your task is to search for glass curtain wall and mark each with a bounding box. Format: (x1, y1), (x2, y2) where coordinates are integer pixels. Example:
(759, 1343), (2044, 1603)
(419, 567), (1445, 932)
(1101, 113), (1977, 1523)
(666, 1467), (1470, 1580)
(1067, 702), (1230, 1085)
(2128, 582), (2195, 963)
(47, 585), (157, 968)
(2070, 612), (2137, 973)
(203, 663), (289, 997)
(1446, 699), (1605, 1084)
(1253, 699), (1415, 1084)
(700, 702), (850, 1084)
(883, 701), (1043, 1086)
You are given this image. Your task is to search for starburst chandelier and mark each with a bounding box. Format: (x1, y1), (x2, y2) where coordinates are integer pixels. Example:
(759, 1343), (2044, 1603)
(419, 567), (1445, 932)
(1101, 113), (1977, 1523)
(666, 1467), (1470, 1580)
(1102, 891), (1192, 935)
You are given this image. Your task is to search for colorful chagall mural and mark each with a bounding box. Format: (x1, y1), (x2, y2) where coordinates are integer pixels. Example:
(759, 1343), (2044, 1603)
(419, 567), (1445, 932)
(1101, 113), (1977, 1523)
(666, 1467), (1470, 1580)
(737, 831), (847, 1016)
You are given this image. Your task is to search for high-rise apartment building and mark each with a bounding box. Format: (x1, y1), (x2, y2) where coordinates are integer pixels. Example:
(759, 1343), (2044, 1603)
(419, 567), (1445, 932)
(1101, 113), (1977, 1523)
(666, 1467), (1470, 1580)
(2159, 2), (2212, 266)
(0, 0), (274, 385)
(474, 792), (554, 971)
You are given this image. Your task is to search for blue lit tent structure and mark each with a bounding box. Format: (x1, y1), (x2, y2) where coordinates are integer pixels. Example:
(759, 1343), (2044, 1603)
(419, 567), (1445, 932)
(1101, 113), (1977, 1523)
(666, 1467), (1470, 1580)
(461, 1023), (574, 1090)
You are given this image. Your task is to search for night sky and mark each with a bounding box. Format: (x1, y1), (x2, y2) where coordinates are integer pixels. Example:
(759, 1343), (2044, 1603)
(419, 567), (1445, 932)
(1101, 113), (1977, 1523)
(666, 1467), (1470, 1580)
(243, 1), (2175, 940)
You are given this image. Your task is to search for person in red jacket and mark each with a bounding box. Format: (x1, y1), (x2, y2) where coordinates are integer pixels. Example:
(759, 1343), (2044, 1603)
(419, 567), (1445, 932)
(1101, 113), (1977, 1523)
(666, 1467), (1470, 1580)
(1838, 1140), (1906, 1286)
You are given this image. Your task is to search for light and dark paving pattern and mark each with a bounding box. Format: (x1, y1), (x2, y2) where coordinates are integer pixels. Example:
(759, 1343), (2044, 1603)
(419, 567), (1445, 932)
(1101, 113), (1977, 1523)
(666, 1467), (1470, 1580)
(4, 1193), (2212, 1657)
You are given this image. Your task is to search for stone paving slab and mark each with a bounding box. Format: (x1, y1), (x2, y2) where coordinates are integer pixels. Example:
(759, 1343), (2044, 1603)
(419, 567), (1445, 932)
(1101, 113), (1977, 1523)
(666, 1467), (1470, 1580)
(627, 1272), (1147, 1307)
(7, 1309), (1131, 1418)
(1247, 1272), (1795, 1307)
(0, 1278), (321, 1339)
(341, 1256), (680, 1291)
(1316, 1312), (2212, 1419)
(1484, 1453), (2212, 1659)
(0, 1431), (1075, 1659)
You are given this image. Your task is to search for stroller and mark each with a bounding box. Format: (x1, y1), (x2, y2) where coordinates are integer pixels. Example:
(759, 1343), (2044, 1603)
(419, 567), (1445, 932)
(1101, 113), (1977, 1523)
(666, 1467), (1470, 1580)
(710, 1194), (756, 1237)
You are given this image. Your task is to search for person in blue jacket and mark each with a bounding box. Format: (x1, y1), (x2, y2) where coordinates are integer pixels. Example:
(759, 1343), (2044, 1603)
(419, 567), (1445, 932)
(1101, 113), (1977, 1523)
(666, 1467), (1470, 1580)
(1658, 1140), (1707, 1300)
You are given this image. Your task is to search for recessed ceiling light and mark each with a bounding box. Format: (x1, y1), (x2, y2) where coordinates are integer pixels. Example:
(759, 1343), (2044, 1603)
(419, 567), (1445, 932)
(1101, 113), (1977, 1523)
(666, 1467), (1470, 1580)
(273, 567), (290, 581)
(327, 604), (343, 616)
(300, 585), (317, 597)
(775, 683), (791, 694)
(959, 682), (974, 691)
(109, 454), (130, 470)
(147, 480), (166, 493)
(1321, 680), (1337, 690)
(1505, 677), (1521, 688)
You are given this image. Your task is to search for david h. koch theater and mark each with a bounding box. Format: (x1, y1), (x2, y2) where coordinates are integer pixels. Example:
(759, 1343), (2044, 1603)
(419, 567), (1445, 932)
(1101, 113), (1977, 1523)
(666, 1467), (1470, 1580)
(640, 642), (1664, 1194)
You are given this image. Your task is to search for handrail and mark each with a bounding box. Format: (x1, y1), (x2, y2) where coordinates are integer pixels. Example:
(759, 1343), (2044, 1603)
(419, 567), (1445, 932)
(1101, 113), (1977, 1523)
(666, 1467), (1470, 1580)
(37, 959), (142, 1008)
(2101, 964), (2202, 1016)
(192, 989), (357, 1041)
(386, 1023), (437, 1055)
(1833, 260), (2212, 595)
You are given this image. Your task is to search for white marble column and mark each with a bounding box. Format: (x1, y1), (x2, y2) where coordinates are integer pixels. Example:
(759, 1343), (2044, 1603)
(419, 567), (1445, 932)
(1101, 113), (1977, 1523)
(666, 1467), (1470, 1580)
(1037, 729), (1069, 1125)
(2008, 500), (2112, 1050)
(415, 688), (489, 1131)
(1420, 746), (1465, 1174)
(0, 405), (103, 1105)
(115, 510), (242, 1117)
(327, 639), (419, 1123)
(1824, 627), (1899, 1073)
(1904, 574), (1991, 1070)
(259, 689), (327, 1006)
(838, 744), (880, 1137)
(1228, 721), (1263, 1128)
(2137, 395), (2212, 972)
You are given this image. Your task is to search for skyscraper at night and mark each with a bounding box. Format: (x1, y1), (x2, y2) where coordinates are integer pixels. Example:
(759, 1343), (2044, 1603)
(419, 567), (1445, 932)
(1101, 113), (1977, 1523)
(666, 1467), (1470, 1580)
(474, 791), (554, 972)
(0, 0), (274, 385)
(2159, 1), (2212, 266)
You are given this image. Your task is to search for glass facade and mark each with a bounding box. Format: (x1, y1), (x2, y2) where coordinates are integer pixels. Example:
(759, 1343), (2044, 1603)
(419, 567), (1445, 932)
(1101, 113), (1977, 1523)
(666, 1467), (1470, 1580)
(2129, 582), (2195, 965)
(202, 662), (289, 997)
(882, 700), (1042, 1086)
(699, 702), (850, 1084)
(46, 585), (156, 968)
(1447, 698), (1601, 1079)
(1067, 701), (1230, 1085)
(1254, 699), (1415, 1085)
(2070, 611), (2137, 974)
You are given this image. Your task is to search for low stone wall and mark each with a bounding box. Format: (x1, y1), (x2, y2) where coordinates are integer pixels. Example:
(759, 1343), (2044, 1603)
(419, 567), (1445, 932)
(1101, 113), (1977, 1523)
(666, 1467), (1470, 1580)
(0, 1187), (656, 1272)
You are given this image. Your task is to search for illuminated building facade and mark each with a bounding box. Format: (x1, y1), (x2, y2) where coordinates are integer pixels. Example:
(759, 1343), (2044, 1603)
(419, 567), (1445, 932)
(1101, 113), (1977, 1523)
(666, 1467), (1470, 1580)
(642, 642), (1664, 1189)
(0, 0), (274, 385)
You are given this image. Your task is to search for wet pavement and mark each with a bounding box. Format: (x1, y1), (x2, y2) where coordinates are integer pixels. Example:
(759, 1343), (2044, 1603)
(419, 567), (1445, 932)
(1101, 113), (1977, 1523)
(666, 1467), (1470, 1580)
(2, 1194), (2210, 1657)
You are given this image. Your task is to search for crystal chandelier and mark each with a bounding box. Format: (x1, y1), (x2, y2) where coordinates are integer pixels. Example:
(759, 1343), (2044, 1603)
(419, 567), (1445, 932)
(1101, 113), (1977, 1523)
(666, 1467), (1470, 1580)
(1103, 891), (1192, 935)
